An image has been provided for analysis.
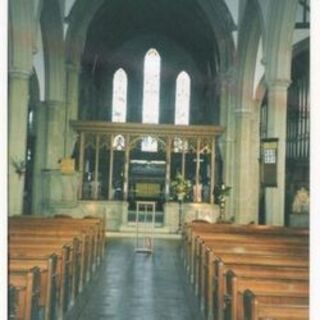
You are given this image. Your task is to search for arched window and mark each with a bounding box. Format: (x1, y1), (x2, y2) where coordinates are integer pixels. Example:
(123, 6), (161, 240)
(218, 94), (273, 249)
(175, 71), (190, 125)
(112, 68), (127, 122)
(142, 48), (161, 124)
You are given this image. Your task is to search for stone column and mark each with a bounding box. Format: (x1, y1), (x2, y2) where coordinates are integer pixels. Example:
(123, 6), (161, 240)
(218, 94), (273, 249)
(8, 68), (31, 216)
(219, 73), (236, 216)
(32, 102), (48, 214)
(45, 100), (65, 169)
(265, 79), (290, 225)
(65, 64), (80, 156)
(234, 107), (255, 223)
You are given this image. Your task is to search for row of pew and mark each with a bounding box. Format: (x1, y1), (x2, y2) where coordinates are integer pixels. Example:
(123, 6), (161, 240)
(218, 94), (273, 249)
(8, 215), (106, 320)
(182, 221), (309, 320)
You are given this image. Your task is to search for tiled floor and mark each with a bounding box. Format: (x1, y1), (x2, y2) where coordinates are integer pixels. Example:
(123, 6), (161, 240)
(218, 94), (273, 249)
(76, 238), (203, 320)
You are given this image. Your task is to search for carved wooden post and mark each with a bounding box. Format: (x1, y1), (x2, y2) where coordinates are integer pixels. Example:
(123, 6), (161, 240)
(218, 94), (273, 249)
(182, 138), (186, 178)
(210, 137), (216, 204)
(123, 134), (130, 200)
(78, 132), (85, 199)
(195, 137), (201, 202)
(165, 137), (172, 200)
(93, 135), (100, 199)
(108, 134), (114, 200)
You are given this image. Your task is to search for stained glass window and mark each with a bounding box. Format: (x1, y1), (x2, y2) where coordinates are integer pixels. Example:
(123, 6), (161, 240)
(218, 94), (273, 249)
(112, 68), (127, 122)
(175, 71), (190, 125)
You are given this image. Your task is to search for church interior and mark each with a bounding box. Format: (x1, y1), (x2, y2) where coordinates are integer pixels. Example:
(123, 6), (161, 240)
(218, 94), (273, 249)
(6, 0), (316, 319)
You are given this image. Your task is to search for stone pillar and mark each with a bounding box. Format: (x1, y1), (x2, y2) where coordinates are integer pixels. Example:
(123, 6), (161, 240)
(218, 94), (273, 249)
(45, 100), (65, 169)
(219, 73), (236, 216)
(265, 79), (290, 225)
(8, 68), (31, 216)
(32, 102), (48, 214)
(65, 64), (80, 156)
(234, 108), (255, 223)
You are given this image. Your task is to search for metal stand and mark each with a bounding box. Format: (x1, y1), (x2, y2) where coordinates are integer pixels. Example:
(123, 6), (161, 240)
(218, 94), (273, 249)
(135, 201), (155, 254)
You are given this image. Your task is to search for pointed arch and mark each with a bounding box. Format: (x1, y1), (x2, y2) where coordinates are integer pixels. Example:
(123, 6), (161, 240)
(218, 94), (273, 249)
(142, 48), (161, 124)
(175, 71), (191, 125)
(112, 68), (127, 122)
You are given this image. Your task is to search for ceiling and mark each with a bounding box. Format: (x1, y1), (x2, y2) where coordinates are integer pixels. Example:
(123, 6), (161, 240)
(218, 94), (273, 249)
(82, 0), (220, 73)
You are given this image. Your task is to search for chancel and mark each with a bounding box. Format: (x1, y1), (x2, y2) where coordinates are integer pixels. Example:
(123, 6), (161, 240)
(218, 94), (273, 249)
(7, 0), (312, 319)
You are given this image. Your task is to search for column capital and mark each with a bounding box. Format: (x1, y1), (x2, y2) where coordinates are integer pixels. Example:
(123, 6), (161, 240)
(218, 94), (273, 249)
(8, 68), (31, 80)
(267, 79), (291, 90)
(45, 100), (65, 109)
(234, 108), (252, 116)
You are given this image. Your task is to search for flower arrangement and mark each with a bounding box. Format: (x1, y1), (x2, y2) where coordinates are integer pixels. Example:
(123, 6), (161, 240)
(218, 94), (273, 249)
(171, 172), (192, 201)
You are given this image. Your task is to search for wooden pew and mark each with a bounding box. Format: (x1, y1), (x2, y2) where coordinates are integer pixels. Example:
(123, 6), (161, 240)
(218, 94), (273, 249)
(9, 228), (89, 290)
(9, 236), (81, 300)
(8, 216), (106, 320)
(225, 270), (309, 320)
(183, 222), (309, 320)
(9, 267), (41, 320)
(10, 244), (71, 320)
(9, 254), (58, 320)
(201, 250), (308, 319)
(243, 289), (309, 320)
(193, 236), (307, 299)
(8, 285), (17, 320)
(9, 216), (105, 267)
(188, 233), (308, 284)
(9, 219), (100, 277)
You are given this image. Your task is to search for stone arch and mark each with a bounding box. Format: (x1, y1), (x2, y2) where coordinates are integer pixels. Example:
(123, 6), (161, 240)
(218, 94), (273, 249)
(40, 0), (65, 102)
(65, 0), (235, 74)
(265, 1), (298, 82)
(196, 0), (235, 73)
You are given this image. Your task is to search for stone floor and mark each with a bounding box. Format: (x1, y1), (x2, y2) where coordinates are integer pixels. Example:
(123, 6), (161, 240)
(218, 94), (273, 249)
(75, 238), (203, 320)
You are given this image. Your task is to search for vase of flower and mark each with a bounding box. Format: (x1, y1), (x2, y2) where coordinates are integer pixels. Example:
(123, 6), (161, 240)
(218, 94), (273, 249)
(171, 172), (192, 231)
